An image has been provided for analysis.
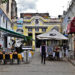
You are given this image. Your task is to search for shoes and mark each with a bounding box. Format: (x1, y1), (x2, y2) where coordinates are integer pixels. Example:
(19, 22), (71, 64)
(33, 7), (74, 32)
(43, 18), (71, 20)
(41, 62), (46, 64)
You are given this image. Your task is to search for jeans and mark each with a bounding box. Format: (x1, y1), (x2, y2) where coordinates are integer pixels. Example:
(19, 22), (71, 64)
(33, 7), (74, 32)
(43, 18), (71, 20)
(41, 53), (46, 64)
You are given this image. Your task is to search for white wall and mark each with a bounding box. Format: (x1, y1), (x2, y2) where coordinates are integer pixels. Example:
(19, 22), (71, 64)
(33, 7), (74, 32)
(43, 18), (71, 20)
(0, 10), (12, 48)
(62, 2), (75, 33)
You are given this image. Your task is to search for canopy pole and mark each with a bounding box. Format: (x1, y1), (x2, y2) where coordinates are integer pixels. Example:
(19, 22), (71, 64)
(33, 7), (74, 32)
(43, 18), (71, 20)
(46, 40), (47, 46)
(46, 40), (47, 51)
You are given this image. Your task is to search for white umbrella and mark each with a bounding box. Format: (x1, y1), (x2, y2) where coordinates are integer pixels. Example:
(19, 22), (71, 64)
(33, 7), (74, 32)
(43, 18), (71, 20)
(37, 29), (68, 40)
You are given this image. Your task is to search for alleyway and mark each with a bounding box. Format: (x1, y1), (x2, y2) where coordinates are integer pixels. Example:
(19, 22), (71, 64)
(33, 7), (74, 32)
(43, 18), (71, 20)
(0, 50), (75, 75)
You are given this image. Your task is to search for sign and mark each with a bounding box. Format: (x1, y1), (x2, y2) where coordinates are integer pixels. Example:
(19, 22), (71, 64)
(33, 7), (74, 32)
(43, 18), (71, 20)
(17, 25), (23, 27)
(17, 18), (23, 24)
(17, 25), (23, 29)
(22, 46), (32, 50)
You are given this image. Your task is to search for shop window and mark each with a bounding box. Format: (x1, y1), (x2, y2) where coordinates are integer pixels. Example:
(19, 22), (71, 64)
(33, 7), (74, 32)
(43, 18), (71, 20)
(17, 29), (23, 32)
(16, 29), (23, 34)
(35, 19), (39, 24)
(0, 15), (1, 25)
(42, 28), (46, 32)
(6, 20), (7, 29)
(0, 31), (1, 37)
(35, 28), (39, 32)
(3, 16), (5, 23)
(51, 26), (59, 31)
(6, 0), (9, 13)
(28, 28), (32, 32)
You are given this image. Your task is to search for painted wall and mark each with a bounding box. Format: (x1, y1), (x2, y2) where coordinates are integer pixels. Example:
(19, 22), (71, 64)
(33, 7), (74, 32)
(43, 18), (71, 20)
(13, 16), (62, 49)
(0, 9), (12, 48)
(62, 1), (75, 33)
(62, 0), (75, 57)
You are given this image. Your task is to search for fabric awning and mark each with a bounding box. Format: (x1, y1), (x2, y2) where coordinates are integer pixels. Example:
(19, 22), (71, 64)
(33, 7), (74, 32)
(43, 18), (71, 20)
(0, 27), (27, 40)
(67, 17), (75, 34)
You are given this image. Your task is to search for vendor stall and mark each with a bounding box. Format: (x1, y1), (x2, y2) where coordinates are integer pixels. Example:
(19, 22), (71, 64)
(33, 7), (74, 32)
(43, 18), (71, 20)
(37, 29), (68, 60)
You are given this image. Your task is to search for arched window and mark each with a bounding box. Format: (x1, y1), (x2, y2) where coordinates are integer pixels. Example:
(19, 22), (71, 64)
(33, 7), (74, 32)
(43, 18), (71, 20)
(51, 26), (59, 31)
(6, 0), (9, 13)
(35, 19), (39, 24)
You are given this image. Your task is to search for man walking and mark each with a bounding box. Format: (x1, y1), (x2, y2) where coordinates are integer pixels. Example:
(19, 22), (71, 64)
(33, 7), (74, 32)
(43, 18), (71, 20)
(40, 42), (47, 64)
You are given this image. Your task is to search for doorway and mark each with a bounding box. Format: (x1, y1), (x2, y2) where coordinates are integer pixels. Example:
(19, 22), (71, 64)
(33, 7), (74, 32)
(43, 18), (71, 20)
(35, 33), (42, 48)
(4, 36), (7, 48)
(28, 33), (32, 46)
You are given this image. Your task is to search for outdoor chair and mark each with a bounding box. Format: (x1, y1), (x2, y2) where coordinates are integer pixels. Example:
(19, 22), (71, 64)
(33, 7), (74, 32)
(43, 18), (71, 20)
(0, 53), (3, 64)
(12, 53), (20, 64)
(4, 54), (13, 64)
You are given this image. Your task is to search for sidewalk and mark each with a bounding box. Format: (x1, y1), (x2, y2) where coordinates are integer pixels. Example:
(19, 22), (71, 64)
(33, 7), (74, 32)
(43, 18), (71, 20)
(68, 59), (75, 66)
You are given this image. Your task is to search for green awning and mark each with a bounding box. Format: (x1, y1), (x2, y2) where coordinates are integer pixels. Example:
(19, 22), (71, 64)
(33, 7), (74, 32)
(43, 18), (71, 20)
(0, 27), (27, 41)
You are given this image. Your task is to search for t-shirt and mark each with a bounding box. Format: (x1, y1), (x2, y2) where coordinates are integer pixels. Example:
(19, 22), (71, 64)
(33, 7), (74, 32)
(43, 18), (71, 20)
(41, 45), (46, 54)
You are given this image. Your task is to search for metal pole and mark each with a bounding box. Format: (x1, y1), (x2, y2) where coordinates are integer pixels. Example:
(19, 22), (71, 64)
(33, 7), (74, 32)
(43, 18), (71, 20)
(71, 34), (73, 59)
(46, 40), (47, 52)
(74, 34), (75, 59)
(46, 40), (47, 46)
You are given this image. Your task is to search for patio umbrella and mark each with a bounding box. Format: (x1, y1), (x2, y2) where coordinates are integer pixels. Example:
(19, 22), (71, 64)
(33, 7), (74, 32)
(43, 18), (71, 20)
(37, 29), (68, 40)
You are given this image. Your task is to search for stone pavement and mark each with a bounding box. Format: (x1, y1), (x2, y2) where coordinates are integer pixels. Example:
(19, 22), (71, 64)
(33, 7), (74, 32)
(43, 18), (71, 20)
(0, 51), (75, 75)
(68, 59), (75, 66)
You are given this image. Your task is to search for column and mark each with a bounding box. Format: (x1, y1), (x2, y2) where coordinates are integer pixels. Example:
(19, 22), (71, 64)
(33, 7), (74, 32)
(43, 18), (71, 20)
(32, 29), (35, 50)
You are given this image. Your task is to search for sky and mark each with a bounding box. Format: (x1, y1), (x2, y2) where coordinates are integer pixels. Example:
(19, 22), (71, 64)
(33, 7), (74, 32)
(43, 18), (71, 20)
(15, 0), (72, 18)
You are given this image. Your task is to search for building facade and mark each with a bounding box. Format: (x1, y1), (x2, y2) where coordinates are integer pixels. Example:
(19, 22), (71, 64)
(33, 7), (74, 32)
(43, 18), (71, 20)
(0, 0), (17, 49)
(62, 0), (75, 33)
(62, 0), (75, 58)
(13, 13), (62, 49)
(0, 0), (17, 20)
(0, 8), (12, 49)
(11, 0), (17, 19)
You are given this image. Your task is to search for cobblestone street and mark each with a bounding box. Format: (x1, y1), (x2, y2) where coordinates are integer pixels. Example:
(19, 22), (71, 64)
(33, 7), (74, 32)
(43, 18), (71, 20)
(0, 51), (75, 75)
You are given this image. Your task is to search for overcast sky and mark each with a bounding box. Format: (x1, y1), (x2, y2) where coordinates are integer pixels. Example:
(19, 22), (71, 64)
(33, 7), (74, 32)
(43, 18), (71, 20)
(15, 0), (72, 17)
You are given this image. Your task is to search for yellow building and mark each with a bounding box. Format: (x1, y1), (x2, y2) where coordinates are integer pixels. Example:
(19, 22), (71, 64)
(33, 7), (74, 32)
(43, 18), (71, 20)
(13, 13), (62, 49)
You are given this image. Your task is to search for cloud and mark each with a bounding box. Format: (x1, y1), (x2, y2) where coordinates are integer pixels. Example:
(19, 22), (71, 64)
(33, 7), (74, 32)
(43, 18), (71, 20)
(16, 0), (38, 12)
(16, 0), (72, 17)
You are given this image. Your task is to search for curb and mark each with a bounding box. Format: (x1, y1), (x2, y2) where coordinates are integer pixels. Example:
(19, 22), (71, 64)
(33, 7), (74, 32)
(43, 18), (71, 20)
(68, 59), (75, 66)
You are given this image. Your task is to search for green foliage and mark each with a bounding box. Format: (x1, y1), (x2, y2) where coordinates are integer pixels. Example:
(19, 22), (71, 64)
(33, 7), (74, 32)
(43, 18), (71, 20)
(21, 36), (32, 43)
(2, 0), (8, 3)
(27, 36), (32, 41)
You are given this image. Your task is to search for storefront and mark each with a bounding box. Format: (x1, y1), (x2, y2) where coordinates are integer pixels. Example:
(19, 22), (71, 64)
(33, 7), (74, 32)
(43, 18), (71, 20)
(67, 17), (75, 59)
(0, 27), (27, 49)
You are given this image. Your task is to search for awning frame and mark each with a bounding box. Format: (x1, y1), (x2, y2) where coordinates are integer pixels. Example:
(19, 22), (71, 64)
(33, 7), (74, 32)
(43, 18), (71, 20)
(0, 27), (27, 40)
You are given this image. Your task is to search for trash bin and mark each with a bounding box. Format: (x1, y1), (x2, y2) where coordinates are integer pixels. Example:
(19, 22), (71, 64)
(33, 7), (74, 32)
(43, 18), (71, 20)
(23, 50), (30, 63)
(22, 46), (33, 64)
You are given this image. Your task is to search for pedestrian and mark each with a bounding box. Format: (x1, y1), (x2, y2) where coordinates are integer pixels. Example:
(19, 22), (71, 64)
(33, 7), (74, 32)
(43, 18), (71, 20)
(55, 45), (60, 60)
(63, 44), (69, 57)
(66, 45), (69, 58)
(40, 42), (47, 64)
(63, 44), (66, 57)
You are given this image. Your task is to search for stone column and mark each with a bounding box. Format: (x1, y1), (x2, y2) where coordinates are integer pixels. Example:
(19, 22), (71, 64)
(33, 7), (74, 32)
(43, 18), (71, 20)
(32, 29), (35, 50)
